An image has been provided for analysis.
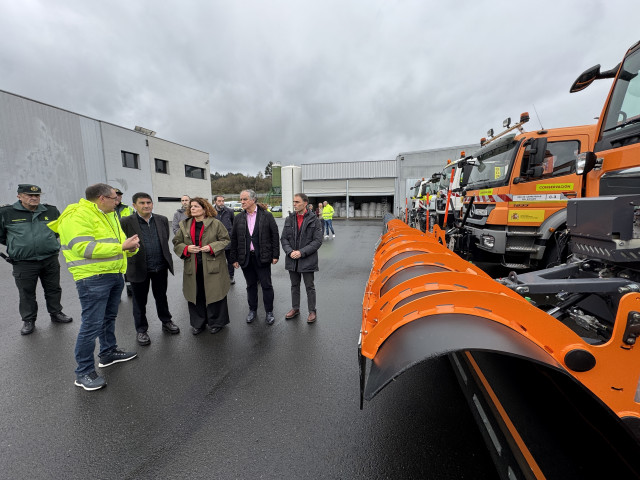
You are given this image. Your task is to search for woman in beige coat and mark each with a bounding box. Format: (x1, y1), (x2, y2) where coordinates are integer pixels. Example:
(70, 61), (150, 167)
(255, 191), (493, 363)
(173, 197), (231, 334)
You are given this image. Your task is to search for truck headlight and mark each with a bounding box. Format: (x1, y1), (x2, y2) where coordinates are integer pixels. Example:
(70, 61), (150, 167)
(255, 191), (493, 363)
(481, 235), (495, 248)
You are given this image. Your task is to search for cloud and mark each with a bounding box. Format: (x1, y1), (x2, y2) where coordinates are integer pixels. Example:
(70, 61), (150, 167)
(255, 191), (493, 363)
(0, 0), (637, 174)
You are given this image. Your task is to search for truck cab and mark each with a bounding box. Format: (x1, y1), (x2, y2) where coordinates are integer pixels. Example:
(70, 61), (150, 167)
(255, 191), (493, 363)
(460, 117), (596, 269)
(427, 154), (467, 231)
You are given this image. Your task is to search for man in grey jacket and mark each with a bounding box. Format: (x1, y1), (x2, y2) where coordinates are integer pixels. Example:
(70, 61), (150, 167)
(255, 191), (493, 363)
(280, 193), (323, 323)
(172, 195), (190, 234)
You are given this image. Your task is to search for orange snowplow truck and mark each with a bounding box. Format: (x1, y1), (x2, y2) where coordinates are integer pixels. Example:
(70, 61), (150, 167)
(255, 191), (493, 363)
(454, 115), (597, 270)
(359, 40), (640, 478)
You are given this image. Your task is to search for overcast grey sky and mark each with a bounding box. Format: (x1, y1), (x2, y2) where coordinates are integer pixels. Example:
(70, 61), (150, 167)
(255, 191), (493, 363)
(1, 0), (638, 175)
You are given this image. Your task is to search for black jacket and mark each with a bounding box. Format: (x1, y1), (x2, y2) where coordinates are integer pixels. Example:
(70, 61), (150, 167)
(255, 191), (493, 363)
(215, 206), (235, 250)
(230, 206), (279, 267)
(281, 211), (323, 272)
(121, 213), (174, 282)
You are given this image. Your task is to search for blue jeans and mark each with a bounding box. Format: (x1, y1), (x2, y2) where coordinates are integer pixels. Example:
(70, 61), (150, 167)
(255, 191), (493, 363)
(74, 273), (123, 376)
(324, 219), (334, 235)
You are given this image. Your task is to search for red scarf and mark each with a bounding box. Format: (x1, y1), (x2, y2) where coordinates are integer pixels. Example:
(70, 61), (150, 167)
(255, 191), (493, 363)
(186, 218), (206, 273)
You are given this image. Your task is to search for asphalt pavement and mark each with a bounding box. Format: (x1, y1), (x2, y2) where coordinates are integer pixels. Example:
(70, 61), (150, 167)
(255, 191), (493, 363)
(0, 218), (495, 479)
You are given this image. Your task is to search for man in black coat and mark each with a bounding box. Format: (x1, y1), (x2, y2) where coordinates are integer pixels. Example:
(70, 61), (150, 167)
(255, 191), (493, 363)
(213, 194), (235, 284)
(120, 192), (180, 345)
(281, 193), (323, 323)
(230, 189), (279, 325)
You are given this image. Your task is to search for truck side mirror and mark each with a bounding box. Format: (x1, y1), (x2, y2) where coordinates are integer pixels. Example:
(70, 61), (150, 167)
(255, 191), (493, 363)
(570, 65), (601, 93)
(523, 137), (548, 177)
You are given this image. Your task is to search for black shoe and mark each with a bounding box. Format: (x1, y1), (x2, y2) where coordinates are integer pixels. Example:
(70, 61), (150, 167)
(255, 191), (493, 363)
(266, 312), (275, 325)
(137, 332), (151, 346)
(191, 326), (205, 335)
(208, 326), (223, 334)
(20, 321), (35, 335)
(246, 311), (257, 324)
(74, 371), (106, 391)
(51, 312), (73, 323)
(98, 349), (137, 368)
(126, 284), (133, 297)
(162, 321), (180, 334)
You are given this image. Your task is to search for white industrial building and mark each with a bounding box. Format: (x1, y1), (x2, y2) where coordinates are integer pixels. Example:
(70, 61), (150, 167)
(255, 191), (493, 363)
(0, 89), (211, 219)
(297, 143), (478, 218)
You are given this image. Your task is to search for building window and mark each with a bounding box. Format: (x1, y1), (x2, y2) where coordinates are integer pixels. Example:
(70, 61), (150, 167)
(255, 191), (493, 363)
(185, 165), (205, 179)
(155, 158), (169, 174)
(122, 151), (139, 169)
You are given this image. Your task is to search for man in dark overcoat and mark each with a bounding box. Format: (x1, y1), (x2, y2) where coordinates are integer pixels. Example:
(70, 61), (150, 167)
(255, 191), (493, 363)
(230, 189), (280, 325)
(280, 193), (323, 323)
(213, 195), (236, 284)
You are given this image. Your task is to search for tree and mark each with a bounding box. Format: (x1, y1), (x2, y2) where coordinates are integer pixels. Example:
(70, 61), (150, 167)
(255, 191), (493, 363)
(265, 161), (273, 177)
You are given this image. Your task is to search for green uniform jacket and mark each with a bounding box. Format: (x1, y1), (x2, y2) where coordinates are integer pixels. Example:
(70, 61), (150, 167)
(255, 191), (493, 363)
(0, 201), (61, 261)
(48, 198), (137, 281)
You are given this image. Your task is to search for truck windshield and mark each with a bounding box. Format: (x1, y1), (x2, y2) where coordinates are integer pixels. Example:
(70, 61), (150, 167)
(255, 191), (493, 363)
(438, 165), (455, 191)
(464, 139), (519, 189)
(602, 46), (640, 135)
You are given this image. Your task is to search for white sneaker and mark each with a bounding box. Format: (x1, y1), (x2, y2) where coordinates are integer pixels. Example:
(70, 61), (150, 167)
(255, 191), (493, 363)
(332, 234), (335, 238)
(324, 235), (328, 239)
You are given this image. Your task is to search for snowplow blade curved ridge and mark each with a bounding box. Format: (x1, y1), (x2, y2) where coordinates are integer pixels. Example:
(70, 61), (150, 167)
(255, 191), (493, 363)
(360, 219), (640, 427)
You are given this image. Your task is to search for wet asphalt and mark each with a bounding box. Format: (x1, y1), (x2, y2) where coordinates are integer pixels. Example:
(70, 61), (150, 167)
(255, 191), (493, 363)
(0, 218), (495, 479)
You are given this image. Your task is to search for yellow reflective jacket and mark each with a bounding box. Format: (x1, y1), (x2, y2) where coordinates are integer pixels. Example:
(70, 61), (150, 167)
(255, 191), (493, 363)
(322, 204), (334, 220)
(115, 203), (132, 222)
(48, 198), (137, 281)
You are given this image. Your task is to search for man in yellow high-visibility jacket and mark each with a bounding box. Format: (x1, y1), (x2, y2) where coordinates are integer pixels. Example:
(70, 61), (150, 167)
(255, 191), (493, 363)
(48, 183), (140, 391)
(322, 201), (335, 239)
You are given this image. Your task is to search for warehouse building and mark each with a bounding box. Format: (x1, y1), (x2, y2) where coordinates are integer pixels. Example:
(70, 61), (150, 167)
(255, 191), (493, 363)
(298, 143), (477, 218)
(0, 89), (211, 219)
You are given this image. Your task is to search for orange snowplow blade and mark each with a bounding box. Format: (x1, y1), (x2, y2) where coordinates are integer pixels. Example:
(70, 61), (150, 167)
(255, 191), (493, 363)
(360, 219), (640, 432)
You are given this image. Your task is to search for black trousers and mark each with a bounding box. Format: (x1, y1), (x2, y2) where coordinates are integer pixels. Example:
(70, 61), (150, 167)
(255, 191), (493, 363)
(241, 252), (274, 312)
(188, 265), (230, 329)
(224, 249), (235, 278)
(130, 268), (172, 333)
(289, 271), (316, 312)
(12, 254), (63, 322)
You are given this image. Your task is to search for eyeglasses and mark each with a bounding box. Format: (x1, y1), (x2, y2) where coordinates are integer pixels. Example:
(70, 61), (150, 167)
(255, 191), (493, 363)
(102, 195), (118, 200)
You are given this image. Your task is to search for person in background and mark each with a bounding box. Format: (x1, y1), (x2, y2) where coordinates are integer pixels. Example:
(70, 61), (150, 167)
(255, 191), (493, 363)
(230, 189), (279, 326)
(48, 183), (139, 391)
(281, 193), (323, 323)
(213, 195), (235, 285)
(114, 188), (134, 296)
(316, 203), (324, 233)
(121, 192), (180, 346)
(172, 195), (190, 235)
(0, 184), (73, 335)
(173, 197), (231, 335)
(114, 189), (132, 221)
(322, 200), (335, 239)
